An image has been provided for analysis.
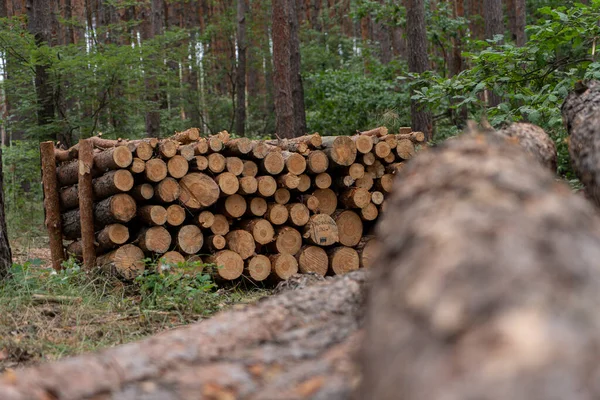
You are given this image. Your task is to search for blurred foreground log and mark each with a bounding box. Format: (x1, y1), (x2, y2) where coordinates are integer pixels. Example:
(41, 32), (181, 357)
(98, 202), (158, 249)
(0, 271), (366, 400)
(360, 132), (600, 399)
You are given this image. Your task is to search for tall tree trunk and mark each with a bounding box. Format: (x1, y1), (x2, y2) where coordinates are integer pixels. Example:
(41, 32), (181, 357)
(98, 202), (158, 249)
(450, 0), (468, 128)
(373, 15), (392, 64)
(27, 0), (60, 142)
(483, 0), (504, 107)
(406, 0), (433, 140)
(235, 0), (248, 136)
(141, 0), (164, 137)
(0, 145), (12, 280)
(514, 0), (526, 47)
(289, 0), (307, 137)
(272, 0), (295, 138)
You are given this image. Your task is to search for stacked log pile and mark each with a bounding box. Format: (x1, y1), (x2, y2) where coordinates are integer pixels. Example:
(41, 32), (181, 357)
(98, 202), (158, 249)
(41, 127), (423, 280)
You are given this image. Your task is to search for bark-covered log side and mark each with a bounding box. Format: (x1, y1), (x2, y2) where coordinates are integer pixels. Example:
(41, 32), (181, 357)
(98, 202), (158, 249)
(0, 271), (366, 400)
(40, 142), (64, 271)
(561, 80), (600, 205)
(497, 122), (557, 171)
(77, 139), (96, 270)
(359, 132), (600, 400)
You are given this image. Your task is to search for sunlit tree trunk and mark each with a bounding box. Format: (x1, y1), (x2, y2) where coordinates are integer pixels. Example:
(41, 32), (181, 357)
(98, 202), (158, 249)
(406, 0), (433, 139)
(235, 0), (248, 136)
(272, 0), (295, 138)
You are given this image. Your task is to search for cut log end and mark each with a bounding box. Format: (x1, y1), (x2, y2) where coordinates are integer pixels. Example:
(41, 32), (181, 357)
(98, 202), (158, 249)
(145, 159), (168, 183)
(297, 245), (328, 276)
(247, 255), (272, 281)
(208, 153), (227, 173)
(208, 250), (244, 280)
(271, 226), (302, 255)
(179, 173), (221, 210)
(263, 151), (285, 175)
(211, 214), (231, 236)
(138, 205), (168, 226)
(307, 150), (329, 174)
(267, 203), (289, 225)
(138, 226), (172, 254)
(223, 194), (247, 218)
(240, 218), (275, 245)
(177, 225), (204, 255)
(269, 253), (299, 281)
(333, 210), (363, 247)
(329, 246), (360, 275)
(287, 203), (310, 227)
(274, 188), (291, 205)
(313, 188), (337, 215)
(256, 176), (277, 197)
(156, 177), (181, 203)
(324, 136), (357, 166)
(304, 214), (339, 246)
(315, 173), (332, 189)
(226, 230), (256, 260)
(167, 155), (189, 179)
(97, 244), (145, 280)
(166, 205), (186, 227)
(242, 160), (258, 177)
(248, 197), (268, 217)
(197, 211), (215, 229)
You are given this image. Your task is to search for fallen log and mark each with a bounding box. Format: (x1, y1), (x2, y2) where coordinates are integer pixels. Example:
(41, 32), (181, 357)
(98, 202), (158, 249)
(497, 122), (557, 171)
(359, 131), (600, 399)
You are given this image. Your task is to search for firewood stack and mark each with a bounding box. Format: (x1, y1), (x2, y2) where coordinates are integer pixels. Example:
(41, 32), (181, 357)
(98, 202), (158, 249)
(40, 126), (425, 281)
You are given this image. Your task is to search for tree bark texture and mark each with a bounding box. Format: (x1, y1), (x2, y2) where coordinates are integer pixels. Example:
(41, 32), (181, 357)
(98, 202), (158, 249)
(483, 0), (504, 107)
(0, 141), (12, 278)
(406, 0), (433, 140)
(40, 142), (63, 271)
(235, 0), (248, 137)
(272, 0), (295, 139)
(359, 131), (600, 399)
(77, 139), (96, 270)
(0, 271), (367, 399)
(289, 0), (307, 137)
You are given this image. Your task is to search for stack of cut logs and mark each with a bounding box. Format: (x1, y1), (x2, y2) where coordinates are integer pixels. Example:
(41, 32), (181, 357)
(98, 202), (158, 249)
(41, 126), (425, 282)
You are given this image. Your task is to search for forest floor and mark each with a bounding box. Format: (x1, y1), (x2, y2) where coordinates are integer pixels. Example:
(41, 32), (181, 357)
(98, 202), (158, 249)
(0, 237), (271, 372)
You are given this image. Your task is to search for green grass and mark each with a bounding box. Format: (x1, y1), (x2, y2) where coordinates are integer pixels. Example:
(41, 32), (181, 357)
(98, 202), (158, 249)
(0, 257), (271, 371)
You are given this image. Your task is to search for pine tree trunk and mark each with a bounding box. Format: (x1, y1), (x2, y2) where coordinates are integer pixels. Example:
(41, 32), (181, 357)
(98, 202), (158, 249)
(514, 0), (526, 46)
(483, 0), (504, 107)
(235, 0), (247, 137)
(0, 145), (12, 279)
(272, 0), (295, 139)
(289, 0), (307, 137)
(406, 0), (433, 140)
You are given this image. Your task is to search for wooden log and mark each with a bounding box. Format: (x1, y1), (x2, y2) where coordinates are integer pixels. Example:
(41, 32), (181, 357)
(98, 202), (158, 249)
(322, 136), (357, 166)
(178, 143), (196, 161)
(97, 244), (145, 280)
(261, 151), (285, 175)
(296, 245), (328, 276)
(170, 127), (200, 144)
(313, 188), (337, 215)
(396, 130), (426, 142)
(371, 191), (385, 205)
(383, 152), (396, 164)
(178, 173), (221, 210)
(223, 137), (254, 155)
(348, 163), (365, 180)
(97, 224), (130, 250)
(191, 155), (208, 171)
(197, 211), (215, 229)
(355, 235), (378, 269)
(335, 175), (355, 188)
(221, 194), (247, 218)
(167, 155), (189, 179)
(286, 203), (310, 227)
(266, 203), (289, 225)
(374, 141), (392, 159)
(77, 139), (96, 270)
(135, 141), (155, 160)
(194, 138), (210, 155)
(215, 172), (240, 195)
(360, 126), (388, 137)
(396, 138), (416, 160)
(56, 146), (133, 186)
(238, 176), (258, 195)
(53, 137), (143, 164)
(206, 250), (244, 280)
(303, 214), (339, 246)
(246, 255), (271, 281)
(159, 139), (178, 158)
(333, 210), (363, 247)
(375, 174), (395, 193)
(251, 141), (270, 159)
(177, 225), (204, 255)
(59, 169), (135, 210)
(256, 175), (277, 197)
(155, 177), (181, 203)
(131, 183), (154, 202)
(356, 171), (375, 190)
(205, 235), (227, 252)
(277, 173), (300, 190)
(225, 230), (256, 260)
(380, 134), (398, 149)
(138, 205), (168, 226)
(274, 188), (291, 204)
(328, 246), (360, 275)
(242, 160), (258, 177)
(306, 149), (329, 173)
(144, 158), (168, 183)
(0, 271), (366, 399)
(137, 226), (172, 254)
(360, 131), (600, 400)
(207, 153), (226, 173)
(297, 174), (311, 192)
(362, 152), (376, 166)
(238, 218), (275, 245)
(166, 204), (186, 227)
(496, 122), (558, 171)
(341, 188), (371, 209)
(269, 253), (299, 281)
(367, 160), (385, 178)
(386, 162), (405, 174)
(226, 157), (244, 176)
(62, 194), (137, 239)
(210, 214), (230, 236)
(247, 197), (268, 217)
(268, 226), (302, 255)
(157, 251), (187, 274)
(301, 194), (320, 212)
(129, 158), (145, 174)
(361, 202), (379, 221)
(265, 133), (322, 153)
(352, 134), (374, 154)
(314, 172), (332, 189)
(282, 151), (307, 175)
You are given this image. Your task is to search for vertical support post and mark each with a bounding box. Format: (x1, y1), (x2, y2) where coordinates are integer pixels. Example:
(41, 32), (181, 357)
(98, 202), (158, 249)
(78, 139), (96, 270)
(40, 141), (65, 270)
